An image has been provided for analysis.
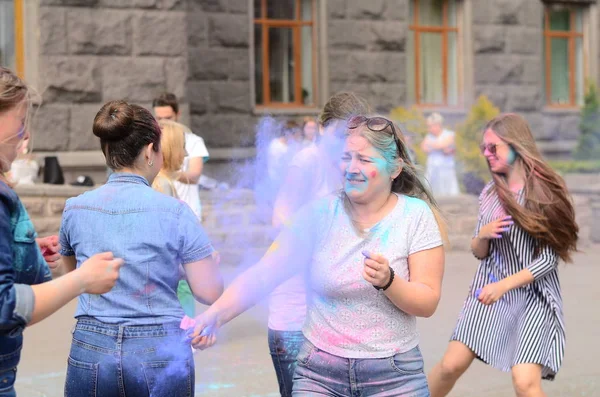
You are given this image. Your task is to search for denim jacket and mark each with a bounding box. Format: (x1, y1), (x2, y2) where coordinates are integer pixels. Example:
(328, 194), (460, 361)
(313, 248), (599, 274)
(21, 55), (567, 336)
(0, 181), (51, 372)
(59, 173), (213, 325)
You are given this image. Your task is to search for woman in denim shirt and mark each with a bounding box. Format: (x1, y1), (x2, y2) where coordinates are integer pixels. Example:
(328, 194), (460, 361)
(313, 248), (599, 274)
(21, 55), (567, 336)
(0, 68), (123, 397)
(59, 100), (224, 397)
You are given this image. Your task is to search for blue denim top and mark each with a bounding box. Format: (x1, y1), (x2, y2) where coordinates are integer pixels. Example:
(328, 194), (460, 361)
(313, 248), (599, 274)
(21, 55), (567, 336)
(59, 173), (213, 325)
(0, 181), (51, 372)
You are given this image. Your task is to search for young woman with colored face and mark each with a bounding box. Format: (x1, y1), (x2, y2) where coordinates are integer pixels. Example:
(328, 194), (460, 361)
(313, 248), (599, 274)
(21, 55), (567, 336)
(189, 114), (447, 396)
(427, 113), (578, 397)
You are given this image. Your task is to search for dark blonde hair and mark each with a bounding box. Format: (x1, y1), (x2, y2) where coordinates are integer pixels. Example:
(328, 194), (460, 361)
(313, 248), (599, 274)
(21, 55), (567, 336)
(484, 113), (578, 262)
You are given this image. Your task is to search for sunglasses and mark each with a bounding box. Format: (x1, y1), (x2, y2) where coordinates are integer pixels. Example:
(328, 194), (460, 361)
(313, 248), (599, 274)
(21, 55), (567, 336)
(479, 142), (508, 155)
(347, 116), (404, 157)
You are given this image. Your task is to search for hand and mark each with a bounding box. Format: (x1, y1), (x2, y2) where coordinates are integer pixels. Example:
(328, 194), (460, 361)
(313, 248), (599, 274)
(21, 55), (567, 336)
(477, 282), (507, 305)
(37, 235), (61, 269)
(189, 309), (219, 350)
(76, 252), (123, 294)
(478, 216), (514, 240)
(362, 251), (392, 289)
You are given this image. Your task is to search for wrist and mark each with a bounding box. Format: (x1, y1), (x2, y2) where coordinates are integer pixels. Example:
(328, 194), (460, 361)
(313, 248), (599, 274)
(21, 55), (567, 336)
(70, 270), (87, 294)
(374, 267), (395, 291)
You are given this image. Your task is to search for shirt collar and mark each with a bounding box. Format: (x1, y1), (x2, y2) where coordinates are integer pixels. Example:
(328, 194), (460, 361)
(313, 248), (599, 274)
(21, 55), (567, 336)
(107, 172), (150, 187)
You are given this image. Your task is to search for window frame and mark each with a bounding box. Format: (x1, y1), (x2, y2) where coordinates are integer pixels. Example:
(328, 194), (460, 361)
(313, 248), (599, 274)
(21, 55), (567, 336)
(252, 0), (319, 110)
(1, 0), (24, 76)
(543, 5), (586, 108)
(408, 0), (463, 108)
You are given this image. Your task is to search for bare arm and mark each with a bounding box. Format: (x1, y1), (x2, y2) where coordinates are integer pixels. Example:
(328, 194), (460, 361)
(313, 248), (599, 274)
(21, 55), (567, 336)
(184, 255), (224, 305)
(177, 157), (204, 184)
(382, 246), (445, 317)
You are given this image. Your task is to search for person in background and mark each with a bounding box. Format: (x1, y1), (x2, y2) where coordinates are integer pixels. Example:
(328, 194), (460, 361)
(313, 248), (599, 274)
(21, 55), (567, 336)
(0, 66), (122, 397)
(301, 116), (319, 147)
(151, 119), (197, 319)
(59, 100), (223, 396)
(421, 112), (460, 197)
(152, 93), (209, 219)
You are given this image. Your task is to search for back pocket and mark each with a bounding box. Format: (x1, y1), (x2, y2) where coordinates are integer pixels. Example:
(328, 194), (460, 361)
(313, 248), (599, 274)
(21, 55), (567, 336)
(143, 360), (192, 397)
(64, 356), (98, 397)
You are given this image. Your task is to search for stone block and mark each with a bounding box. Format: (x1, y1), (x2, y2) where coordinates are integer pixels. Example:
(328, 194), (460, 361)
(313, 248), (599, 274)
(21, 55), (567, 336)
(20, 198), (45, 216)
(40, 0), (98, 5)
(491, 0), (524, 25)
(473, 1), (490, 24)
(348, 52), (405, 84)
(41, 56), (102, 103)
(31, 217), (62, 236)
(522, 1), (543, 28)
(102, 57), (166, 102)
(473, 27), (506, 54)
(165, 57), (188, 101)
(328, 0), (347, 19)
(559, 115), (581, 140)
(521, 58), (543, 85)
(134, 12), (187, 56)
(384, 0), (407, 21)
(521, 113), (544, 137)
(474, 55), (524, 85)
(30, 105), (70, 151)
(190, 114), (256, 147)
(508, 28), (541, 55)
(509, 86), (541, 112)
(98, 0), (157, 7)
(451, 216), (478, 236)
(329, 82), (371, 103)
(187, 81), (210, 115)
(328, 20), (374, 50)
(447, 235), (473, 252)
(215, 211), (246, 227)
(187, 11), (208, 47)
(475, 87), (508, 110)
(48, 199), (66, 215)
(188, 48), (249, 81)
(538, 115), (561, 141)
(209, 81), (252, 113)
(372, 21), (406, 52)
(328, 51), (350, 82)
(69, 104), (102, 150)
(190, 0), (247, 13)
(209, 14), (249, 48)
(347, 0), (386, 20)
(367, 82), (406, 111)
(39, 7), (67, 55)
(67, 9), (132, 56)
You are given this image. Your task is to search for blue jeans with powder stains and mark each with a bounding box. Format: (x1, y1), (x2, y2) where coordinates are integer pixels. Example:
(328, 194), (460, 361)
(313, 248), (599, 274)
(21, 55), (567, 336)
(268, 329), (305, 397)
(65, 317), (194, 397)
(292, 340), (430, 396)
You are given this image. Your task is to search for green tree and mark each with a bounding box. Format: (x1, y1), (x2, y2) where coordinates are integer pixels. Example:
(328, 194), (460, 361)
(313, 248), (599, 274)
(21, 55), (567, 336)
(574, 82), (600, 160)
(389, 106), (428, 165)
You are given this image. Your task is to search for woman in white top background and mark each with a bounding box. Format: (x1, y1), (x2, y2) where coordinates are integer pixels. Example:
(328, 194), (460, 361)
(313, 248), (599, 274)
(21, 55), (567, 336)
(188, 114), (447, 396)
(421, 112), (460, 197)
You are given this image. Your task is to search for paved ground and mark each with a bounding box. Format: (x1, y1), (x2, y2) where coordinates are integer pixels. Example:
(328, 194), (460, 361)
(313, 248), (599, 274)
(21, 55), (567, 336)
(14, 248), (600, 397)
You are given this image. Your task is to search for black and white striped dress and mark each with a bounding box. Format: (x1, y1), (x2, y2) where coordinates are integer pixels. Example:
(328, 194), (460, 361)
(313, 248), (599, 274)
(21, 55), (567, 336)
(451, 182), (565, 380)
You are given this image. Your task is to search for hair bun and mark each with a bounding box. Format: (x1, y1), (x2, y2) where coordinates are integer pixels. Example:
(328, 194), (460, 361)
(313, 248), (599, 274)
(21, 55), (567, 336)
(93, 100), (135, 141)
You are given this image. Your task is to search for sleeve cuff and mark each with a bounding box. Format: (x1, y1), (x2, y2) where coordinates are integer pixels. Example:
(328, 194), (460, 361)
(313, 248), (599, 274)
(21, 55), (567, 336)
(14, 284), (35, 324)
(181, 243), (215, 265)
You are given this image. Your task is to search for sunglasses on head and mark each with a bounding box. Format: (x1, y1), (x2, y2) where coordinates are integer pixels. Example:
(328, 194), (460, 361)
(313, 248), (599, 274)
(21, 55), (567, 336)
(479, 142), (508, 155)
(347, 116), (404, 156)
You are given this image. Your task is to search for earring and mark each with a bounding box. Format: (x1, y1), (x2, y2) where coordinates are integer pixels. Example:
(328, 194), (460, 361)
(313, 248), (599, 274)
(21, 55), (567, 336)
(148, 160), (154, 167)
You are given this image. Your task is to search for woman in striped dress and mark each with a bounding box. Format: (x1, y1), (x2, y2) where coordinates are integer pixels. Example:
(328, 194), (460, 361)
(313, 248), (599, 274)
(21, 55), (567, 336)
(427, 113), (578, 397)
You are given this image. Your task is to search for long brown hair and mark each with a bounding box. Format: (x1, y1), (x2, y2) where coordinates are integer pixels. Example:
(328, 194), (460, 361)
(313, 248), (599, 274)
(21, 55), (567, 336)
(484, 113), (578, 262)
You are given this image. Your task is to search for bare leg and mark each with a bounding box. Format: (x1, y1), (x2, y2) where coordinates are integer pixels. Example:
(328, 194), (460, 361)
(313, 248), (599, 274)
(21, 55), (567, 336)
(511, 364), (546, 397)
(427, 341), (477, 397)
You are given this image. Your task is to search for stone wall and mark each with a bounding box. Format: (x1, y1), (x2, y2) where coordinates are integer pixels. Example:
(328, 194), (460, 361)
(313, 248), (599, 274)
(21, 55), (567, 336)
(15, 179), (599, 267)
(33, 0), (189, 152)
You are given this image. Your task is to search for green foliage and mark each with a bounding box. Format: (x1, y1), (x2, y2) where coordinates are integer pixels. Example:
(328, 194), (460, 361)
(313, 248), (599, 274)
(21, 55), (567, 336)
(574, 82), (600, 160)
(549, 160), (600, 174)
(455, 95), (501, 183)
(389, 106), (428, 165)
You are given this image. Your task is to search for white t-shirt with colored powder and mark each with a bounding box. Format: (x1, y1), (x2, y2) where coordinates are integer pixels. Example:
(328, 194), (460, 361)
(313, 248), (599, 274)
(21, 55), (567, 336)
(173, 132), (209, 219)
(293, 193), (442, 358)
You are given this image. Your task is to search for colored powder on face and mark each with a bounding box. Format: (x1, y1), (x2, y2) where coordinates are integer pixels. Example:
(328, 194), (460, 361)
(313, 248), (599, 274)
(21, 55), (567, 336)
(370, 170), (377, 178)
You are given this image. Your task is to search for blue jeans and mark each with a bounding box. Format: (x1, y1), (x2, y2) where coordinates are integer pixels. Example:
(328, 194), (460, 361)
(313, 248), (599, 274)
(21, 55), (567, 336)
(292, 341), (430, 396)
(65, 317), (194, 397)
(0, 368), (16, 397)
(268, 329), (305, 397)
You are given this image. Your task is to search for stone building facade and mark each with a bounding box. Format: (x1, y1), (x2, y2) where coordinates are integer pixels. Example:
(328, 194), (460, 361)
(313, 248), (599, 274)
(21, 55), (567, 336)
(5, 0), (600, 179)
